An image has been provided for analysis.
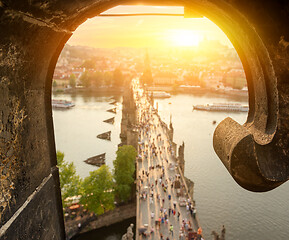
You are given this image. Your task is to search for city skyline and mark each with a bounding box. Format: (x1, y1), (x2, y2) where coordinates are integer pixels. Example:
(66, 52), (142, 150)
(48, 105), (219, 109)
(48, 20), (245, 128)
(67, 5), (234, 49)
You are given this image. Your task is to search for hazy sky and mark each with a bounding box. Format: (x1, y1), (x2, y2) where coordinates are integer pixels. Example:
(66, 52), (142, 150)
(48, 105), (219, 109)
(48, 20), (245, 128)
(67, 6), (233, 48)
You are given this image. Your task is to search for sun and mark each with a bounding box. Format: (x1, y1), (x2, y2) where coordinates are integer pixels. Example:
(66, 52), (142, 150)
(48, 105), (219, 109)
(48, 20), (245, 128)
(169, 29), (201, 47)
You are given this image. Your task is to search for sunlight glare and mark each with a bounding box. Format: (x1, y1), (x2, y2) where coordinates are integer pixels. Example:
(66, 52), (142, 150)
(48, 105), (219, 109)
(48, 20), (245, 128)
(169, 29), (202, 47)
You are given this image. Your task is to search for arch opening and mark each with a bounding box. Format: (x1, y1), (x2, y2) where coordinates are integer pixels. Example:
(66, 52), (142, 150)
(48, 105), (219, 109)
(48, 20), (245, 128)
(48, 0), (281, 194)
(50, 2), (276, 239)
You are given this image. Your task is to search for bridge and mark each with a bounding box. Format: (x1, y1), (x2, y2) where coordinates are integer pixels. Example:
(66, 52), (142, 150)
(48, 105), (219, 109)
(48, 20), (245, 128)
(133, 81), (202, 239)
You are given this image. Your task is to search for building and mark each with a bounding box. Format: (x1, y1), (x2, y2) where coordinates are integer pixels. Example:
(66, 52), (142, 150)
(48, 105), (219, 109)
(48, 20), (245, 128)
(223, 69), (247, 89)
(153, 71), (178, 85)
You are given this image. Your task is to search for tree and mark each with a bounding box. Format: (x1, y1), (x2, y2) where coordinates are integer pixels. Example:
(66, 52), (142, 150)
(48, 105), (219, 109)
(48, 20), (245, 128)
(103, 71), (113, 86)
(80, 165), (115, 215)
(80, 71), (91, 88)
(69, 74), (76, 88)
(113, 68), (124, 87)
(89, 71), (102, 87)
(53, 80), (57, 88)
(57, 151), (81, 207)
(113, 145), (137, 202)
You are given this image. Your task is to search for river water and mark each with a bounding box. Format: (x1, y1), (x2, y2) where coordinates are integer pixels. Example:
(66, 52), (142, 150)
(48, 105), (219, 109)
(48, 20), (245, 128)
(53, 91), (289, 240)
(53, 92), (123, 178)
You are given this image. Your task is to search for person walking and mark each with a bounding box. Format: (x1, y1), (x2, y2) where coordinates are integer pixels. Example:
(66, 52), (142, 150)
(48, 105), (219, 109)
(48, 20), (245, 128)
(197, 227), (202, 235)
(170, 224), (174, 236)
(173, 201), (177, 209)
(193, 208), (197, 219)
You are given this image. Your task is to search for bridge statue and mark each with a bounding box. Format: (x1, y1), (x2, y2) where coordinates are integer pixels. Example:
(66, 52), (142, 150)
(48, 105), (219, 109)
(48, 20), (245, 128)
(121, 223), (134, 240)
(211, 231), (220, 240)
(211, 225), (226, 240)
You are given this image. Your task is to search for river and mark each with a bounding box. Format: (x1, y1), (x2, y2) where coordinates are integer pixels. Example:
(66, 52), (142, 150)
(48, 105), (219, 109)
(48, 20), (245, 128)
(53, 92), (122, 179)
(53, 91), (289, 240)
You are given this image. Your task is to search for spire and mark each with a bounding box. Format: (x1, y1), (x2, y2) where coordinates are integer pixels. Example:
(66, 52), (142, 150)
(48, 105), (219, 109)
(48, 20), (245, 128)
(141, 48), (153, 85)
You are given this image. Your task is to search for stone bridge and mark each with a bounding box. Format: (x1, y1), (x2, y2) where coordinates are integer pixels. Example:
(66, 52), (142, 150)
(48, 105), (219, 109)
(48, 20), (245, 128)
(1, 0), (289, 239)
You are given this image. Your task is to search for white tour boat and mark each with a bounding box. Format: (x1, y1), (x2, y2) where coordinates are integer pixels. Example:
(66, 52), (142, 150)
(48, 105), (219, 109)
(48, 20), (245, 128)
(52, 99), (75, 109)
(193, 103), (248, 112)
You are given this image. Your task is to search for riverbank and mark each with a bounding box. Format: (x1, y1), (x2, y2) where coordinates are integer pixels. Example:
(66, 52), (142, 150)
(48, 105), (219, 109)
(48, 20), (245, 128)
(71, 217), (136, 240)
(64, 201), (136, 240)
(146, 85), (248, 100)
(68, 202), (136, 239)
(52, 85), (248, 100)
(52, 86), (124, 94)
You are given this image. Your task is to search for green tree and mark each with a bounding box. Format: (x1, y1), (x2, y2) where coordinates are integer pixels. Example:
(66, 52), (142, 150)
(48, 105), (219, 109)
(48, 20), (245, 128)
(57, 151), (81, 207)
(113, 145), (137, 202)
(113, 68), (124, 87)
(80, 165), (115, 215)
(53, 80), (57, 88)
(69, 74), (76, 88)
(89, 71), (102, 87)
(80, 71), (91, 88)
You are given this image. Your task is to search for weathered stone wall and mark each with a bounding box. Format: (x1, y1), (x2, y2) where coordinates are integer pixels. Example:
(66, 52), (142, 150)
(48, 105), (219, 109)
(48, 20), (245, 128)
(0, 0), (289, 239)
(120, 86), (138, 149)
(79, 203), (136, 234)
(64, 202), (136, 240)
(212, 0), (289, 192)
(178, 142), (185, 174)
(0, 4), (69, 239)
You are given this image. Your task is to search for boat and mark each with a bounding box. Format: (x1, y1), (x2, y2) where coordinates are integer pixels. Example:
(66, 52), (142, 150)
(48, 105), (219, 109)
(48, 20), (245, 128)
(193, 103), (249, 112)
(151, 91), (171, 98)
(52, 99), (75, 109)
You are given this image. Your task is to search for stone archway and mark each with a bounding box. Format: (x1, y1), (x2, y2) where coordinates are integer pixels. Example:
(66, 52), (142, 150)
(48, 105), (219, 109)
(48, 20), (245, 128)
(0, 0), (289, 239)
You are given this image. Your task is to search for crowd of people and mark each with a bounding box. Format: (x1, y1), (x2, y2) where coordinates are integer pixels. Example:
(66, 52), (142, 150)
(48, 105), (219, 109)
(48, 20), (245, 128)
(134, 83), (204, 240)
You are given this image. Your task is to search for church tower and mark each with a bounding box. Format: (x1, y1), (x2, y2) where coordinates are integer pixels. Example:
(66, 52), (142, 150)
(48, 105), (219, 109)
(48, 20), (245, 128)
(140, 49), (153, 85)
